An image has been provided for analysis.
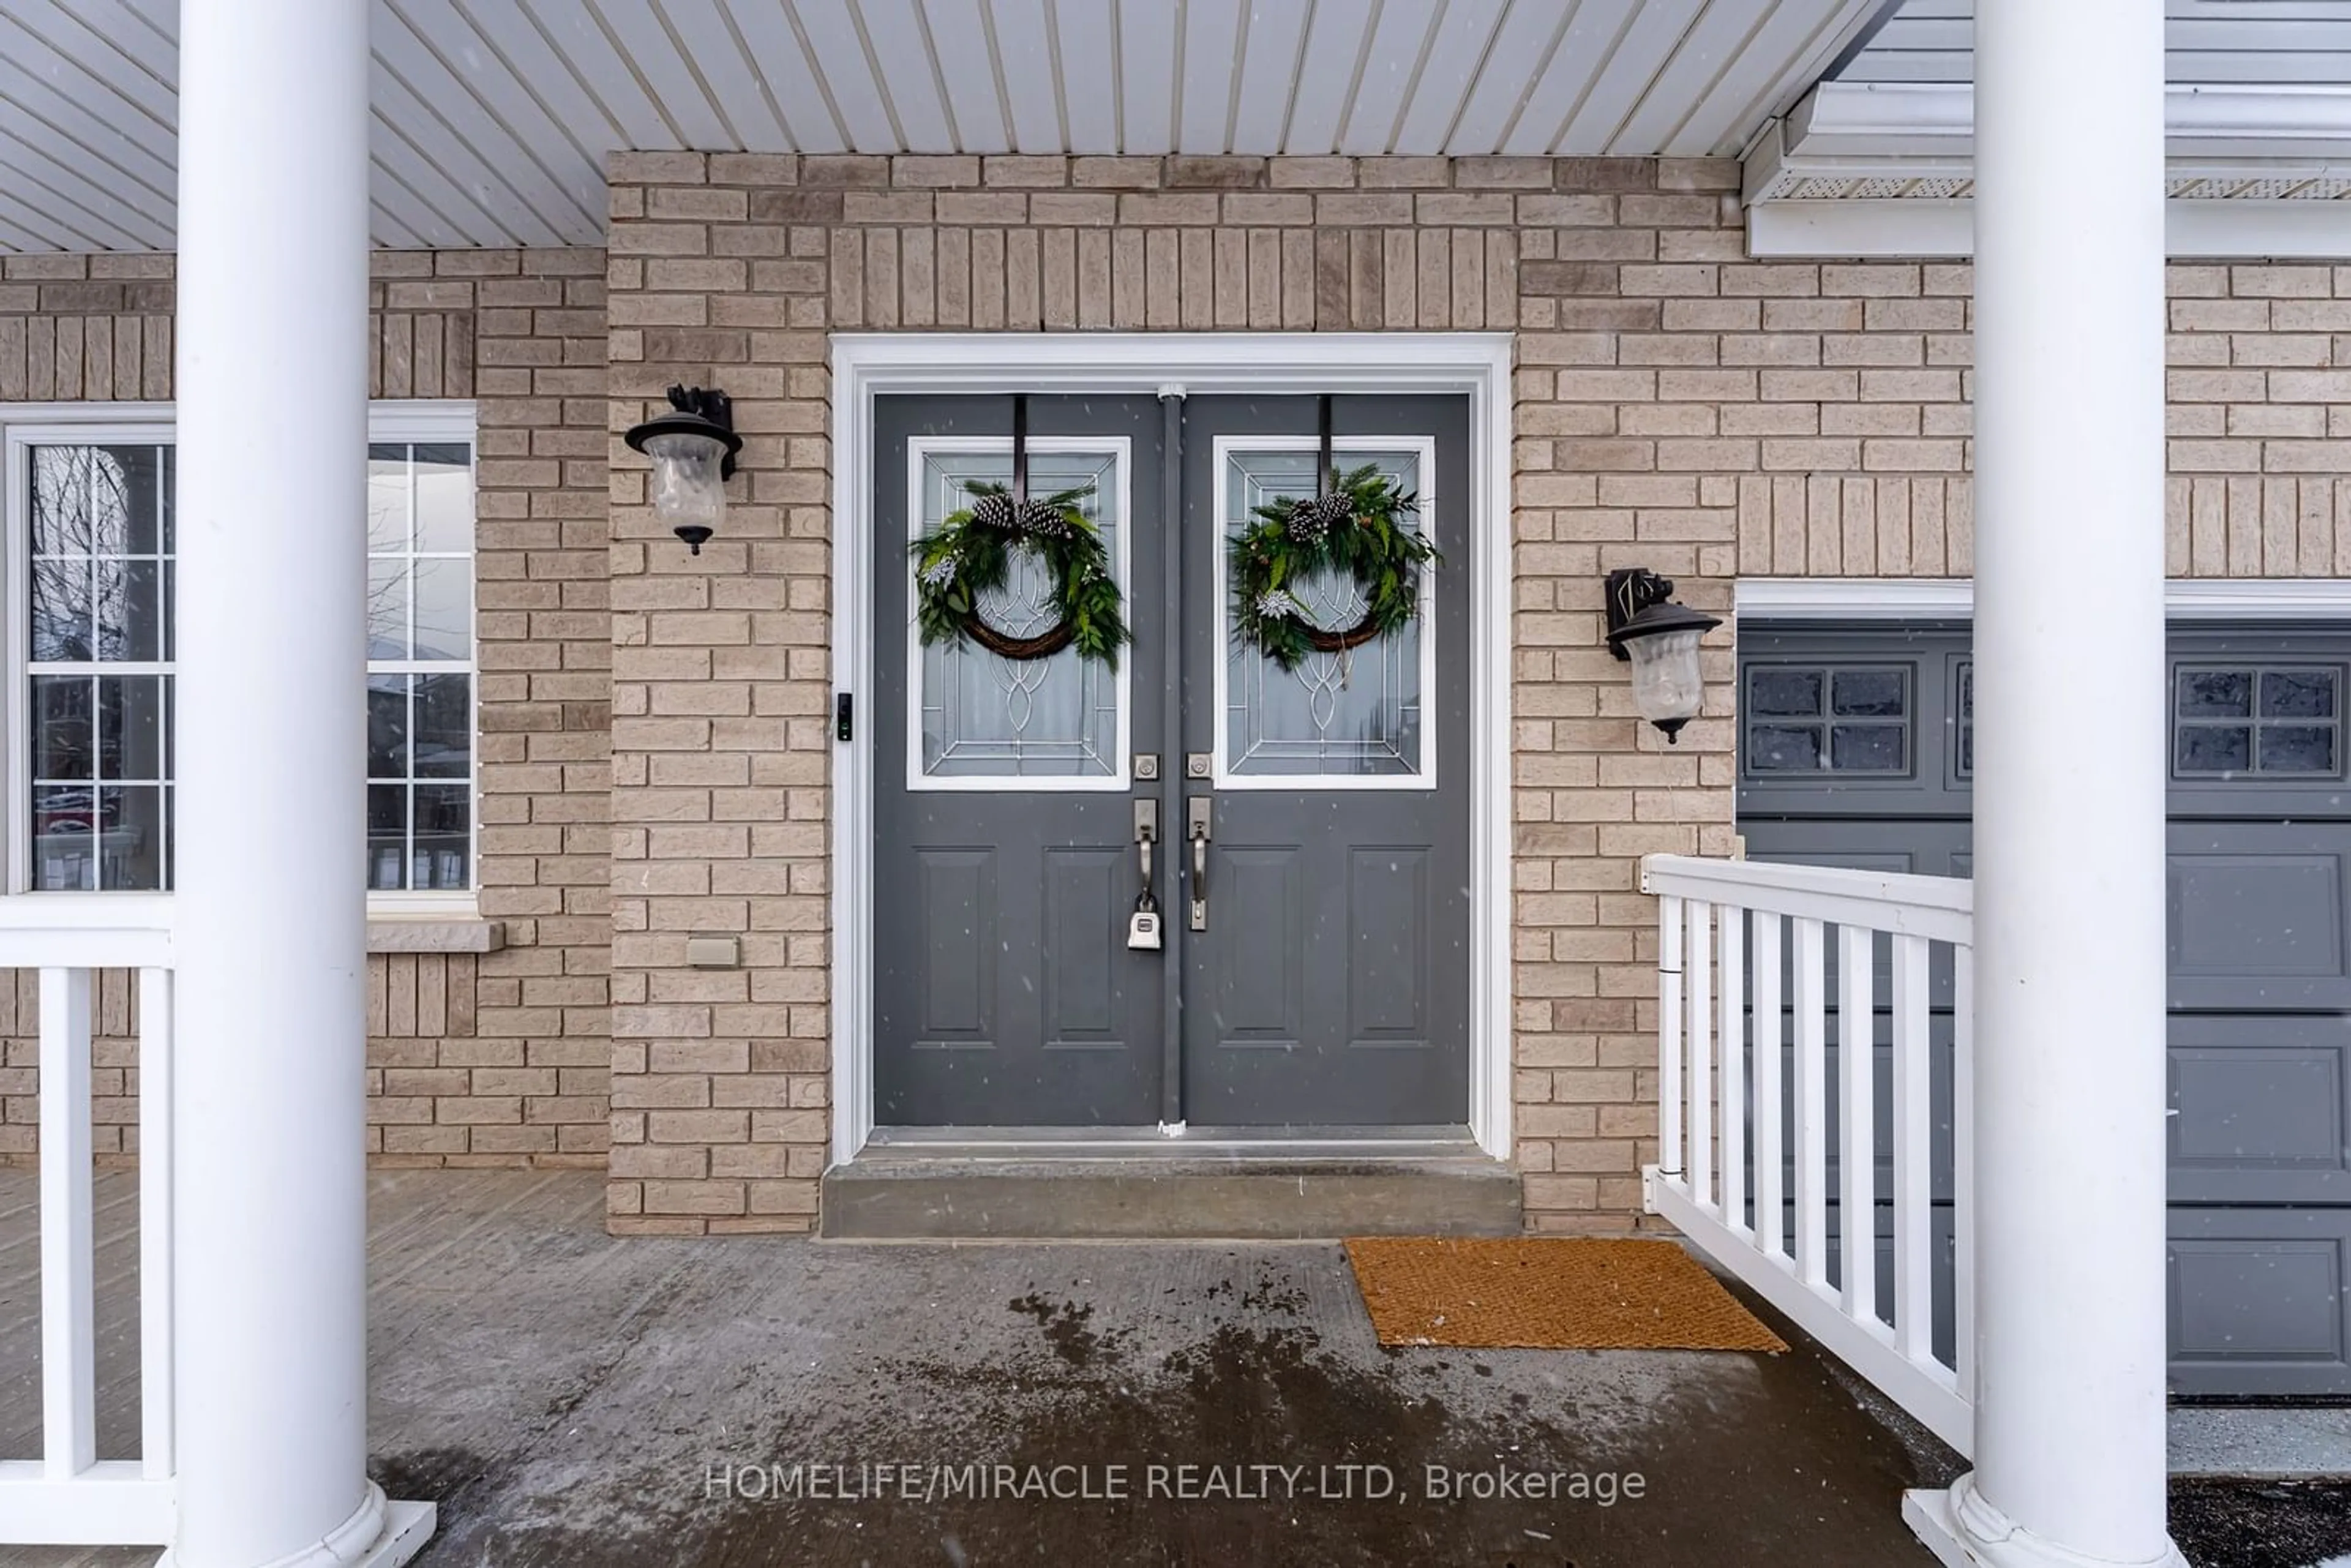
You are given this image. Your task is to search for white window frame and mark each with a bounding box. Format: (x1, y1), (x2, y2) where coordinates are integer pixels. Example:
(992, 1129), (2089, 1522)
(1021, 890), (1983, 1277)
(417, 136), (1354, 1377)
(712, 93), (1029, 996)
(0, 399), (480, 914)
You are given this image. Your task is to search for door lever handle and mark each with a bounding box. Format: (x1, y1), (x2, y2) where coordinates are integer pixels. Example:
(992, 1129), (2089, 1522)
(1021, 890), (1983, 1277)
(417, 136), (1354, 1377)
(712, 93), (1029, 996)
(1187, 796), (1212, 932)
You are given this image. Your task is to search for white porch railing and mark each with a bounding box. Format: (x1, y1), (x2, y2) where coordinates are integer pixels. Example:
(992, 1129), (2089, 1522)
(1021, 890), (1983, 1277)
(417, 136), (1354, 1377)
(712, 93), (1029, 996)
(1640, 855), (1975, 1458)
(0, 899), (176, 1545)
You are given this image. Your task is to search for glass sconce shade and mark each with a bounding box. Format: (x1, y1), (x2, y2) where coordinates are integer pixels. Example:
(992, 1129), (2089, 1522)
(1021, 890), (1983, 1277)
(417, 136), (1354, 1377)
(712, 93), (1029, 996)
(1625, 628), (1706, 734)
(643, 430), (727, 538)
(1602, 566), (1720, 743)
(624, 384), (740, 553)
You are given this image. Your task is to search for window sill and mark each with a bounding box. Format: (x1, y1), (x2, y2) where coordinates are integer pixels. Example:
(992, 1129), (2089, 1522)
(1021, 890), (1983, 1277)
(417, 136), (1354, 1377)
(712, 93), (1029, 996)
(366, 916), (504, 954)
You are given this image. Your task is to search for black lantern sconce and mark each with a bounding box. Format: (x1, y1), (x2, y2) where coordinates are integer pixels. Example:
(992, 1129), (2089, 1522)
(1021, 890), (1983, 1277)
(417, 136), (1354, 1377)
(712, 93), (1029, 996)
(624, 384), (742, 555)
(1603, 567), (1722, 743)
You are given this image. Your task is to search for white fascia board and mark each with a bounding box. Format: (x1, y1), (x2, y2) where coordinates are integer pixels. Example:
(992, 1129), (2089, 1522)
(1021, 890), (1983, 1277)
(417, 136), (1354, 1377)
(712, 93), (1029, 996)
(1747, 197), (2351, 259)
(1785, 82), (1974, 157)
(1784, 80), (2351, 160)
(1742, 118), (1972, 206)
(1737, 577), (2351, 622)
(1747, 200), (1974, 259)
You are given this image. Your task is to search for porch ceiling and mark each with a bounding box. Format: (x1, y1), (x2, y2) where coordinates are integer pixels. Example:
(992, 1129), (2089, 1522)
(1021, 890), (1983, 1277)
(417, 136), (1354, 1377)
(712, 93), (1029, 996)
(4, 0), (1894, 253)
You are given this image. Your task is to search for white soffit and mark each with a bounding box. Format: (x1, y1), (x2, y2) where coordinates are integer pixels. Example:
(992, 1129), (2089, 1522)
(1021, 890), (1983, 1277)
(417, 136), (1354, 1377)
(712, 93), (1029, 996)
(1751, 1), (2351, 258)
(0, 0), (1888, 253)
(1745, 82), (2351, 258)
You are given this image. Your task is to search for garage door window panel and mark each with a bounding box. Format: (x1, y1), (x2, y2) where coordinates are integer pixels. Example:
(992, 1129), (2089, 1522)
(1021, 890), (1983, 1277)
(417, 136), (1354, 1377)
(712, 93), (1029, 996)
(2174, 666), (2342, 779)
(1745, 664), (1911, 777)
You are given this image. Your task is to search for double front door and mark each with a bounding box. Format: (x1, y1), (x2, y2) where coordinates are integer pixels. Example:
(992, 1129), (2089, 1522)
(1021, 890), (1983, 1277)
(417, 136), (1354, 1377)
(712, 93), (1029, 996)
(871, 393), (1472, 1131)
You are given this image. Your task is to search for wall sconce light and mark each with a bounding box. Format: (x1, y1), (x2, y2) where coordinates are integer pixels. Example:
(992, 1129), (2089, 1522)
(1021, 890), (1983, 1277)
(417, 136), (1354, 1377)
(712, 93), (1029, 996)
(1603, 567), (1722, 744)
(624, 384), (741, 555)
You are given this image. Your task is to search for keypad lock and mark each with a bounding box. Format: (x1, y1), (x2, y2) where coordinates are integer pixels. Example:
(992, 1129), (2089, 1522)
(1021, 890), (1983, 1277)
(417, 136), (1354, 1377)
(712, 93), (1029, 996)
(1128, 798), (1163, 950)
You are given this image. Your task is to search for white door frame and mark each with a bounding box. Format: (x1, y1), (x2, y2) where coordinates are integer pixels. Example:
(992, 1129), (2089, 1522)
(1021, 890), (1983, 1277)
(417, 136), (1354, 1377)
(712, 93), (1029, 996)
(827, 332), (1517, 1165)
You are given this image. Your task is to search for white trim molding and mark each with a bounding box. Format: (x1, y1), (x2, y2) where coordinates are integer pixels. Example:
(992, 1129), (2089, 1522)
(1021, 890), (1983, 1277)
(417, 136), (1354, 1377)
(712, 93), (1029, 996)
(1745, 83), (2351, 260)
(1736, 576), (2351, 621)
(827, 332), (1517, 1166)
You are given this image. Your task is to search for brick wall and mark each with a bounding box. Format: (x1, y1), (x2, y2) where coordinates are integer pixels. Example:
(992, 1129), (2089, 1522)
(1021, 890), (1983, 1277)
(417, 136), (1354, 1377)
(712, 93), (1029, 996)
(604, 150), (2351, 1239)
(12, 162), (2349, 1226)
(0, 248), (611, 1168)
(1512, 232), (2351, 1228)
(599, 150), (1722, 1235)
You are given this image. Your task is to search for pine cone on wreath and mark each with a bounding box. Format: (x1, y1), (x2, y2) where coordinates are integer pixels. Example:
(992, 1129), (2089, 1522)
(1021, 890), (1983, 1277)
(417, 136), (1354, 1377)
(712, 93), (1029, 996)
(968, 492), (1016, 530)
(1014, 499), (1075, 538)
(1285, 493), (1352, 544)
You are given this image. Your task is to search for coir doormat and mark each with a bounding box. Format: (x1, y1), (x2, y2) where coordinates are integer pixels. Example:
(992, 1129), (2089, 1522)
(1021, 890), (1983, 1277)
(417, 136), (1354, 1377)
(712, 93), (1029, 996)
(1343, 1237), (1788, 1352)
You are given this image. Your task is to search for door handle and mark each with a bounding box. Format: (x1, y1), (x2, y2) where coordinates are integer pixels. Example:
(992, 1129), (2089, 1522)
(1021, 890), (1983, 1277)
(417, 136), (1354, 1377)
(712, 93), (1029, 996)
(1133, 798), (1158, 892)
(1187, 796), (1212, 932)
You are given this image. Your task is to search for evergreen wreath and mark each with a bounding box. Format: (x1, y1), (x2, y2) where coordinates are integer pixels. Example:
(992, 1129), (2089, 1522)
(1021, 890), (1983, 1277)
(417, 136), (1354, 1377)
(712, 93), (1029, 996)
(1230, 462), (1438, 671)
(910, 479), (1130, 666)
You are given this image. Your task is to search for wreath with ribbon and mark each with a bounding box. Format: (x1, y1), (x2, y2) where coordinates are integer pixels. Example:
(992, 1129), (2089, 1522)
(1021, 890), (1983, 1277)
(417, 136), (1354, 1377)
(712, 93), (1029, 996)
(1231, 460), (1438, 672)
(910, 478), (1130, 666)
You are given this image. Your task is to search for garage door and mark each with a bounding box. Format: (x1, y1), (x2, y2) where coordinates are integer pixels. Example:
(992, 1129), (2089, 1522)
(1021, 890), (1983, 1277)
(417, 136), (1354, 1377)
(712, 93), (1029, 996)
(1739, 622), (2351, 1399)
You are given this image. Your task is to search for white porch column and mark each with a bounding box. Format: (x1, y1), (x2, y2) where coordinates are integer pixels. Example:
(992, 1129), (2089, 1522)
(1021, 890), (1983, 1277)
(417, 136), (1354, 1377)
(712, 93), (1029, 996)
(172, 1), (429, 1565)
(1903, 2), (2183, 1567)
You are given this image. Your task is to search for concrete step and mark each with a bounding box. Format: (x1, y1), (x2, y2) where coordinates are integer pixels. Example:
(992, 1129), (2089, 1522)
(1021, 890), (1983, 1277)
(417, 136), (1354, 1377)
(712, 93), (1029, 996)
(819, 1153), (1524, 1240)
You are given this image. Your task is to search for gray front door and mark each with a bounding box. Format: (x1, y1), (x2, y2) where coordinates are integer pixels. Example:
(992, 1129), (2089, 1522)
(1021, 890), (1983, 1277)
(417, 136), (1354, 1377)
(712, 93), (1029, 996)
(871, 392), (1472, 1131)
(1739, 622), (2351, 1398)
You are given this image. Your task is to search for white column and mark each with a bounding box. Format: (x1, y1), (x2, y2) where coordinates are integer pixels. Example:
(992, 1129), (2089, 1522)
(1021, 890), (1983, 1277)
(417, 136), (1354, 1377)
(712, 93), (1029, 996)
(173, 2), (429, 1566)
(1903, 3), (2183, 1567)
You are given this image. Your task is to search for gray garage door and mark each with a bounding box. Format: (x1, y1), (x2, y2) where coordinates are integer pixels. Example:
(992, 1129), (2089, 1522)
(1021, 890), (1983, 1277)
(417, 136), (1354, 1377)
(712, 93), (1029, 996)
(1740, 622), (2351, 1399)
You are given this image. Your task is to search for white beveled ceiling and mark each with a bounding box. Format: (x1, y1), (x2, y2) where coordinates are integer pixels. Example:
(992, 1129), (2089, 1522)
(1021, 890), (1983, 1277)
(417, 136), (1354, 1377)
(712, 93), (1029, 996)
(4, 0), (1894, 252)
(7, 1), (2349, 253)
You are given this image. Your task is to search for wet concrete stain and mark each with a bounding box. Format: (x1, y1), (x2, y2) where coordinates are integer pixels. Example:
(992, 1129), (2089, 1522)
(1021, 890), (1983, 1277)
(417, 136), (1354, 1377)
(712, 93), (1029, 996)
(1007, 1292), (1122, 1370)
(412, 1262), (1956, 1568)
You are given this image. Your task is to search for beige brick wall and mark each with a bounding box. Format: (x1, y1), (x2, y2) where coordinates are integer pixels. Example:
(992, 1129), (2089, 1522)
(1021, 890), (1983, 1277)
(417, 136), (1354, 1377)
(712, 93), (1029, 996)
(600, 151), (1729, 1235)
(1512, 238), (2351, 1229)
(12, 163), (2351, 1228)
(0, 249), (610, 1168)
(605, 151), (2351, 1239)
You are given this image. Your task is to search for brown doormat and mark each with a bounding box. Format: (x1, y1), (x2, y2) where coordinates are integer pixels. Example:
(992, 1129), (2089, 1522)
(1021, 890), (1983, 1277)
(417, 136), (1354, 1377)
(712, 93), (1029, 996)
(1343, 1237), (1788, 1352)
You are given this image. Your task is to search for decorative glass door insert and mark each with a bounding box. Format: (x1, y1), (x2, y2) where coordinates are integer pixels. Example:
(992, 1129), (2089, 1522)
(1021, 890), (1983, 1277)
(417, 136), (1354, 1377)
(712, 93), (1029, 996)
(907, 438), (1130, 788)
(1214, 439), (1436, 787)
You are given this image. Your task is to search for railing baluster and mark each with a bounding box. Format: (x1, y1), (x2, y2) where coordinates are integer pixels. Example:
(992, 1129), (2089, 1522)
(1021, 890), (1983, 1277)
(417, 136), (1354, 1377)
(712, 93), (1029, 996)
(1719, 902), (1747, 1232)
(1792, 917), (1829, 1292)
(1752, 912), (1785, 1262)
(39, 967), (96, 1480)
(139, 967), (175, 1480)
(1687, 901), (1713, 1212)
(1839, 925), (1878, 1326)
(1640, 855), (1974, 1457)
(1891, 936), (1933, 1365)
(1658, 894), (1685, 1182)
(1954, 942), (1978, 1398)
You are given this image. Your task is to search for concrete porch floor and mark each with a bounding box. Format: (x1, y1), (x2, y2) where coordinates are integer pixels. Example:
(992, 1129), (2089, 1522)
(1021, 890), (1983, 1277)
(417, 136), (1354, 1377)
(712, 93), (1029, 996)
(0, 1168), (2333, 1567)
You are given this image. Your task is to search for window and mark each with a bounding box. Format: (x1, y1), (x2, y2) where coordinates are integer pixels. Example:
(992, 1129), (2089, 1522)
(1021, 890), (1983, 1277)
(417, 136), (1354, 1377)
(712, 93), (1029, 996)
(1743, 664), (1910, 775)
(2173, 665), (2341, 778)
(27, 445), (173, 890)
(367, 443), (476, 891)
(4, 405), (476, 899)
